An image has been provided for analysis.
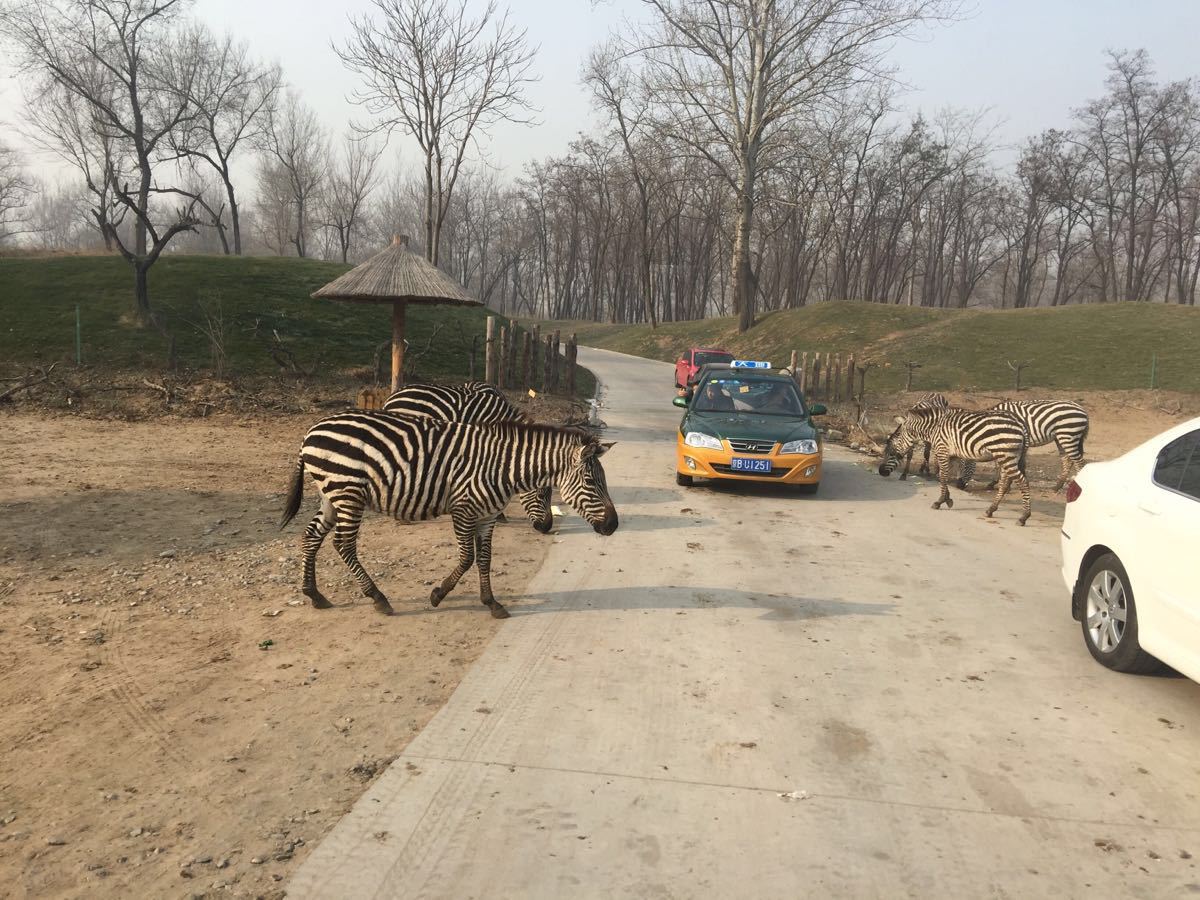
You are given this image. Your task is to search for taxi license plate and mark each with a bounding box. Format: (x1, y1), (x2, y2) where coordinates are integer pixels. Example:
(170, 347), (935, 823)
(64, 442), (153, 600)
(730, 457), (772, 473)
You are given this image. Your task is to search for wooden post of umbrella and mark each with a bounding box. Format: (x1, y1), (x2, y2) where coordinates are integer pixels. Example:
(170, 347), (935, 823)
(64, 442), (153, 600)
(391, 300), (406, 391)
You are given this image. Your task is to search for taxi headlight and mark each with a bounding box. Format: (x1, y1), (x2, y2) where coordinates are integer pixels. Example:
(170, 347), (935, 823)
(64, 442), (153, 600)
(684, 431), (722, 451)
(780, 439), (818, 455)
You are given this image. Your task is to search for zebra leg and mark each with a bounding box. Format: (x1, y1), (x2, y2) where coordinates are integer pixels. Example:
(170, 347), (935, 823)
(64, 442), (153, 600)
(474, 521), (509, 619)
(985, 468), (1013, 518)
(430, 511), (476, 609)
(931, 449), (954, 510)
(1053, 437), (1079, 492)
(918, 442), (932, 476)
(956, 460), (975, 491)
(1015, 469), (1032, 526)
(900, 447), (914, 480)
(301, 494), (335, 609)
(331, 504), (393, 615)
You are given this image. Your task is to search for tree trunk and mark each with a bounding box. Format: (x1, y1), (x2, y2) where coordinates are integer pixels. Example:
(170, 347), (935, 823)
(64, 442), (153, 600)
(134, 264), (151, 324)
(730, 185), (755, 333)
(228, 183), (242, 256)
(423, 155), (436, 264)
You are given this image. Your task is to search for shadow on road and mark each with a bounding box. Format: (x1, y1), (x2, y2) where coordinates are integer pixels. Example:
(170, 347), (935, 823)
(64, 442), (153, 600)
(505, 585), (897, 621)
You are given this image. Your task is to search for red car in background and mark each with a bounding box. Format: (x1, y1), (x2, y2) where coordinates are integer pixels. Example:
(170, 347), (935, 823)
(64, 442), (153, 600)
(675, 348), (734, 388)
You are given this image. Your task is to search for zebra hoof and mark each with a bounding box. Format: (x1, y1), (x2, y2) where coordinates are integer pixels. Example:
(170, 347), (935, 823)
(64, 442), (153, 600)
(931, 501), (942, 510)
(490, 603), (510, 619)
(429, 587), (445, 608)
(954, 479), (968, 490)
(944, 497), (954, 509)
(1018, 514), (1030, 526)
(304, 589), (332, 609)
(985, 507), (997, 518)
(899, 473), (908, 481)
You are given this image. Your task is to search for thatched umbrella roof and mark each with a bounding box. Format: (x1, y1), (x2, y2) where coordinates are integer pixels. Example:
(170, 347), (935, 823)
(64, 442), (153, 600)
(311, 235), (480, 390)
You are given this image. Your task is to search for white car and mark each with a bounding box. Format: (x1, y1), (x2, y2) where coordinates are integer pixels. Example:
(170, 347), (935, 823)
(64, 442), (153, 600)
(1061, 417), (1200, 679)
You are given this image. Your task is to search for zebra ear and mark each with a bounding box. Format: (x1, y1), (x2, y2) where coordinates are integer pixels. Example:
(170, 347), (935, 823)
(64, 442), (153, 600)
(598, 442), (616, 456)
(893, 415), (906, 425)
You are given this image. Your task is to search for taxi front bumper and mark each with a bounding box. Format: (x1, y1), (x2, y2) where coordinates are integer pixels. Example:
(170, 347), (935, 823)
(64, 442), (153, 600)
(676, 436), (821, 484)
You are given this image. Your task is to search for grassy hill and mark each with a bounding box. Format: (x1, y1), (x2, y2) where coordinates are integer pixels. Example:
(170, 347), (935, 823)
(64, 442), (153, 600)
(555, 302), (1200, 393)
(1, 255), (594, 395)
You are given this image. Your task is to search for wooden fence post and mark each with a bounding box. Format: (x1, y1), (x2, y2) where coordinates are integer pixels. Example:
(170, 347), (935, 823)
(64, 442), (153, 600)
(823, 353), (833, 399)
(567, 334), (578, 396)
(799, 351), (808, 393)
(846, 353), (856, 400)
(531, 325), (541, 389)
(543, 335), (553, 392)
(833, 353), (842, 402)
(789, 350), (798, 379)
(508, 325), (519, 388)
(812, 352), (822, 399)
(485, 316), (497, 385)
(521, 331), (532, 388)
(550, 329), (561, 393)
(498, 326), (508, 389)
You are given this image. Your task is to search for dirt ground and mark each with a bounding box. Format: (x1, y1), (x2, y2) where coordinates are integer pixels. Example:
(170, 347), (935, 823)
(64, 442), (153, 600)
(0, 408), (571, 900)
(0, 387), (1193, 899)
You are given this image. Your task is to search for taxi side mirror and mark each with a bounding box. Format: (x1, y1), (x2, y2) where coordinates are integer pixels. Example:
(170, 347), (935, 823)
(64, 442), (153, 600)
(672, 396), (689, 409)
(809, 403), (827, 416)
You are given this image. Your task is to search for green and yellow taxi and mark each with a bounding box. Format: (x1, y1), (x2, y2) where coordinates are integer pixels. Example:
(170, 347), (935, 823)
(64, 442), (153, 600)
(673, 361), (827, 494)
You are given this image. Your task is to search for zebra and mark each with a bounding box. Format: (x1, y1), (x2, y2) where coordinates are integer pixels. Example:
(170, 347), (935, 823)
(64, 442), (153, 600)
(280, 411), (618, 618)
(898, 392), (949, 480)
(382, 382), (553, 533)
(958, 399), (1089, 492)
(878, 406), (1032, 525)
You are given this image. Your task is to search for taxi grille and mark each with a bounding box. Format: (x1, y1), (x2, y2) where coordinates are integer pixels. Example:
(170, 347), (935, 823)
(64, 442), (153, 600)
(727, 439), (775, 454)
(712, 464), (788, 478)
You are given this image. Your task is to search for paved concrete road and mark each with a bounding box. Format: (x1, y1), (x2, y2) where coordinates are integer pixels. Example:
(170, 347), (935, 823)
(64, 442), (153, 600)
(291, 348), (1200, 899)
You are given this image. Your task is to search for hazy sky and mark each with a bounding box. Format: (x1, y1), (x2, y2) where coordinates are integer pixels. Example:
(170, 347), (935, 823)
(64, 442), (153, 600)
(4, 0), (1200, 181)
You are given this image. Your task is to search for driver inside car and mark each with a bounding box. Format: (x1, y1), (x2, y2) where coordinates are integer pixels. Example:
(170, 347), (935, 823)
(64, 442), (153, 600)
(700, 382), (736, 412)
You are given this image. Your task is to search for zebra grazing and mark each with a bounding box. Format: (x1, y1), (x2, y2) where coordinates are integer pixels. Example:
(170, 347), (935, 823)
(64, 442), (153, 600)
(382, 382), (553, 533)
(958, 399), (1089, 492)
(898, 392), (949, 480)
(879, 407), (1032, 525)
(280, 411), (618, 618)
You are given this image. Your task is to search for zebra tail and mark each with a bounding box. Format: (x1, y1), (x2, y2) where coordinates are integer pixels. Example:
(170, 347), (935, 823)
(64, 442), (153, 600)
(1018, 445), (1028, 476)
(280, 457), (305, 529)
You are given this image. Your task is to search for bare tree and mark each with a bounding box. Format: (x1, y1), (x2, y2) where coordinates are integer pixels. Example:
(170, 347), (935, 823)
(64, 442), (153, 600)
(262, 91), (328, 258)
(172, 27), (280, 255)
(628, 0), (954, 331)
(1, 0), (202, 321)
(20, 77), (129, 250)
(322, 135), (383, 262)
(335, 0), (537, 266)
(0, 143), (36, 243)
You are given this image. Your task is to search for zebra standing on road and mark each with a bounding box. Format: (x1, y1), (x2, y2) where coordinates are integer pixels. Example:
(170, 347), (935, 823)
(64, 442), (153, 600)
(879, 406), (1032, 525)
(280, 411), (618, 618)
(959, 399), (1089, 492)
(898, 391), (949, 480)
(382, 382), (554, 533)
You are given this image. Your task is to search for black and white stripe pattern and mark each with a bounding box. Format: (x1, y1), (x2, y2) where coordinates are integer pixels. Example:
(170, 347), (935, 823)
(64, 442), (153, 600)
(382, 382), (553, 532)
(960, 399), (1089, 492)
(899, 392), (949, 480)
(280, 412), (618, 618)
(879, 407), (1032, 525)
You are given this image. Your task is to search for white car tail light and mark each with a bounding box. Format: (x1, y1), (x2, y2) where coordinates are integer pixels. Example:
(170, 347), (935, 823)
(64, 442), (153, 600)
(1065, 479), (1082, 502)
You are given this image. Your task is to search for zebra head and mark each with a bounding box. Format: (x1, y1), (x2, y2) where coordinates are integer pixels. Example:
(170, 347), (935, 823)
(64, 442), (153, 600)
(559, 440), (619, 535)
(878, 416), (916, 477)
(518, 486), (554, 533)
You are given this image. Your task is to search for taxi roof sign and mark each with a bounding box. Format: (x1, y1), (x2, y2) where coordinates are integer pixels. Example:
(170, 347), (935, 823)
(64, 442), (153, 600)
(730, 360), (771, 369)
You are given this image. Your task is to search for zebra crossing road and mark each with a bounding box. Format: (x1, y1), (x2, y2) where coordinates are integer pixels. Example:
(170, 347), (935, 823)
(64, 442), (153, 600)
(290, 347), (1200, 899)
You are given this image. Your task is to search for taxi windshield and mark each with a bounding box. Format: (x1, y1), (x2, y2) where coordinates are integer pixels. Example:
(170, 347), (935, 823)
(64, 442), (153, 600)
(694, 377), (805, 416)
